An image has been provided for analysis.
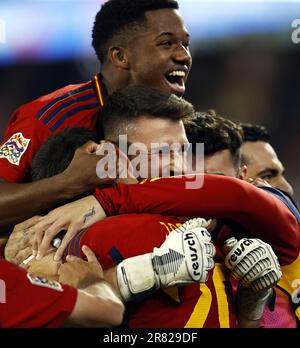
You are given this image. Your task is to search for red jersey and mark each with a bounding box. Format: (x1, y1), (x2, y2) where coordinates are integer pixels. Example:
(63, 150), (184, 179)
(65, 214), (237, 328)
(94, 175), (300, 266)
(0, 260), (77, 328)
(0, 74), (105, 183)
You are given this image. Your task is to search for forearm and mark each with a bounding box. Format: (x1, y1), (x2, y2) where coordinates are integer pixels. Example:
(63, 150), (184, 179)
(0, 174), (78, 233)
(95, 175), (300, 264)
(67, 282), (124, 328)
(104, 267), (122, 300)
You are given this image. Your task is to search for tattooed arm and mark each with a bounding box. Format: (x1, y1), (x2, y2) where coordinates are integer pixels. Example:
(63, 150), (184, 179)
(29, 196), (106, 261)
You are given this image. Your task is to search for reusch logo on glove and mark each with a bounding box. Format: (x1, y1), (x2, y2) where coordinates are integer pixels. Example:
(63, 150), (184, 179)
(227, 239), (254, 267)
(184, 232), (201, 280)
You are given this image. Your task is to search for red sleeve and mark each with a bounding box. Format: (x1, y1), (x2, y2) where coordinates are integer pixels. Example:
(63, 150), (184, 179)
(94, 175), (300, 265)
(0, 104), (51, 183)
(0, 260), (77, 328)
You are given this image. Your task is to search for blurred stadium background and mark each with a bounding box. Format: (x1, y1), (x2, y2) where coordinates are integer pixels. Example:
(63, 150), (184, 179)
(0, 0), (299, 204)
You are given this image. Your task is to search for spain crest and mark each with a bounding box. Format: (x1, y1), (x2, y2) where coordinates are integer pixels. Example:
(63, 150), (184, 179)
(0, 132), (30, 166)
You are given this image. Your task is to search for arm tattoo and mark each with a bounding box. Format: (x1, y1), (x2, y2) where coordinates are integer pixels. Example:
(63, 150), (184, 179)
(83, 206), (96, 225)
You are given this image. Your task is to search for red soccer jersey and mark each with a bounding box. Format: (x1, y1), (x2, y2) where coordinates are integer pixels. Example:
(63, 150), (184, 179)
(0, 74), (105, 183)
(65, 213), (237, 328)
(94, 175), (300, 266)
(0, 260), (77, 328)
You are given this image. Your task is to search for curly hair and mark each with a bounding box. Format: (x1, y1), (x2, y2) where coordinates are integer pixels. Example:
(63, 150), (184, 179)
(92, 0), (179, 63)
(185, 110), (243, 169)
(239, 123), (270, 143)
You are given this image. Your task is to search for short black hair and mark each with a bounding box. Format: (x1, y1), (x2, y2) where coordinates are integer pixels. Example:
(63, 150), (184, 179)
(240, 123), (270, 143)
(99, 85), (194, 141)
(92, 0), (179, 63)
(185, 110), (243, 170)
(31, 127), (99, 181)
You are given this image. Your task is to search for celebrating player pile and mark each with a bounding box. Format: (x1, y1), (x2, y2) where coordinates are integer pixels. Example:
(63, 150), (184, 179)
(1, 0), (299, 329)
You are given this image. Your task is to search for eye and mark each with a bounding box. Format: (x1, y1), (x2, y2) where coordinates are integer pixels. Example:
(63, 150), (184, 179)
(159, 41), (172, 48)
(259, 173), (273, 180)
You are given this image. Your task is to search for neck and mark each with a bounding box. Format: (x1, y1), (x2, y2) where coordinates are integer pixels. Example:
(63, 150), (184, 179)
(101, 64), (131, 96)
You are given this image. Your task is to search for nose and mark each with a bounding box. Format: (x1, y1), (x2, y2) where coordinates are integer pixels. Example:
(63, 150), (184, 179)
(276, 177), (294, 197)
(173, 45), (192, 67)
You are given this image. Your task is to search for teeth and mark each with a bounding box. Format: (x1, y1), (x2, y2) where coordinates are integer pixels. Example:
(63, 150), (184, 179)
(167, 70), (186, 77)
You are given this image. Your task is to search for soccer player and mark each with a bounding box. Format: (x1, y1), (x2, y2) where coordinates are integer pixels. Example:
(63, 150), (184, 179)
(0, 0), (192, 232)
(186, 113), (300, 327)
(186, 110), (247, 179)
(10, 89), (281, 327)
(240, 123), (294, 197)
(239, 123), (299, 327)
(30, 85), (194, 260)
(0, 247), (125, 328)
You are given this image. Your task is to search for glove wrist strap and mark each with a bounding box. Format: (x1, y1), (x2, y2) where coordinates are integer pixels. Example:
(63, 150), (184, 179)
(116, 253), (159, 302)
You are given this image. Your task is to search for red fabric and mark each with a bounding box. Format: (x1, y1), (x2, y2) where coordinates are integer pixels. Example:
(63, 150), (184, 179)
(0, 260), (77, 328)
(95, 175), (300, 265)
(67, 213), (237, 328)
(0, 80), (101, 183)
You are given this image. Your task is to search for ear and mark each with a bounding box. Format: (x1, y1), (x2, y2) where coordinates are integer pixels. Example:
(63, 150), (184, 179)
(108, 46), (130, 69)
(238, 165), (248, 181)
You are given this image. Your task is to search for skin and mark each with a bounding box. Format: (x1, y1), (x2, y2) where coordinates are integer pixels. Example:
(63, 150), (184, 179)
(192, 149), (247, 180)
(42, 246), (124, 328)
(26, 115), (189, 261)
(204, 149), (247, 179)
(102, 9), (192, 97)
(0, 8), (191, 233)
(241, 141), (294, 196)
(126, 115), (189, 178)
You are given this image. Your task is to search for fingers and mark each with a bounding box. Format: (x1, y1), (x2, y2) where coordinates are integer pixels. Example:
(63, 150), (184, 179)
(54, 224), (81, 261)
(36, 221), (67, 260)
(31, 220), (53, 257)
(81, 245), (98, 263)
(81, 140), (100, 154)
(65, 255), (82, 263)
(15, 247), (33, 265)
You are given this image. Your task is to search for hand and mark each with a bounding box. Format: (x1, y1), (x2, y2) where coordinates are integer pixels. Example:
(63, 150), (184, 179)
(4, 216), (41, 264)
(153, 218), (216, 286)
(247, 177), (272, 188)
(224, 238), (282, 293)
(31, 195), (106, 262)
(25, 251), (62, 281)
(59, 141), (117, 196)
(58, 245), (104, 289)
(116, 218), (216, 302)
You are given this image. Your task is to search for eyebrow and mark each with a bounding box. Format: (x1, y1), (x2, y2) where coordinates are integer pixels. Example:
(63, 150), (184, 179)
(155, 32), (190, 40)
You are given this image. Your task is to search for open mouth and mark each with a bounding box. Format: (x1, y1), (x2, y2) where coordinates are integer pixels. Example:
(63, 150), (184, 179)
(164, 70), (186, 96)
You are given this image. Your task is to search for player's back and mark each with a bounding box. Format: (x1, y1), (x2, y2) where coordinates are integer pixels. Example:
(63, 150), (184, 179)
(66, 213), (237, 328)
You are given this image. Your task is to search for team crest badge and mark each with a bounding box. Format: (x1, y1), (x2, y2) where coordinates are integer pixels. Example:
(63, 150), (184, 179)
(27, 273), (64, 292)
(0, 132), (30, 166)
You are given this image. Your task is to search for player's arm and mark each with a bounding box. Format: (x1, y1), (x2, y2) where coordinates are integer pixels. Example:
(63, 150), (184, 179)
(0, 138), (117, 234)
(31, 174), (299, 263)
(94, 175), (300, 265)
(59, 220), (216, 303)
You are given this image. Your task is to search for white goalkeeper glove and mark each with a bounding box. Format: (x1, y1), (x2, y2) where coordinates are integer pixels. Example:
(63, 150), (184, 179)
(117, 218), (216, 302)
(224, 238), (282, 293)
(223, 237), (282, 321)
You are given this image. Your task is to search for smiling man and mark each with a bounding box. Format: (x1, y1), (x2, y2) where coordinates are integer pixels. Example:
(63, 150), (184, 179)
(0, 0), (192, 232)
(240, 123), (294, 197)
